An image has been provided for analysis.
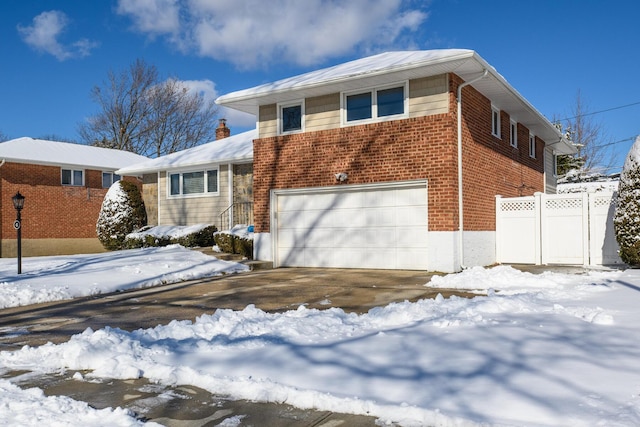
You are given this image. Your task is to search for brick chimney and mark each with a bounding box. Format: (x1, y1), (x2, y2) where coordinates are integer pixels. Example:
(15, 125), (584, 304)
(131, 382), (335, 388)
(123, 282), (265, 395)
(216, 118), (231, 140)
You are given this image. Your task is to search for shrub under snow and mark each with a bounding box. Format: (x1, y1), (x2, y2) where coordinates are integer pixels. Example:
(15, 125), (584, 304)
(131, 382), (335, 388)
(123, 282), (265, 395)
(96, 180), (147, 250)
(614, 136), (640, 266)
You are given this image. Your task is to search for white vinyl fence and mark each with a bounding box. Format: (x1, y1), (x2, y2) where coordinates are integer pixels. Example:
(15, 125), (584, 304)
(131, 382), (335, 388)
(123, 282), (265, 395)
(496, 192), (623, 266)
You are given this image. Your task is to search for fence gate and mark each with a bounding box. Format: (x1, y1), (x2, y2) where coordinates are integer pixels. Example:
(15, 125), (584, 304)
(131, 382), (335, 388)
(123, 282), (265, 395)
(496, 192), (622, 266)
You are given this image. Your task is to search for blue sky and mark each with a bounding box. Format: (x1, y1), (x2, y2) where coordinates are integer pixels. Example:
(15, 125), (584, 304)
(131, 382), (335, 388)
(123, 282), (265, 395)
(1, 0), (638, 172)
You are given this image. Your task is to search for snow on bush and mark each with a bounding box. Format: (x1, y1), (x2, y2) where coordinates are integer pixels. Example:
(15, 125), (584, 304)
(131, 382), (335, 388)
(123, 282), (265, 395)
(213, 225), (254, 258)
(124, 224), (217, 248)
(96, 181), (147, 250)
(614, 136), (640, 265)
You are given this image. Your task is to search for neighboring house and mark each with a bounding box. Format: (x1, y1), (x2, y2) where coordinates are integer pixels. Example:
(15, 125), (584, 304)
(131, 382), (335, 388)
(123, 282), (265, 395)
(116, 121), (254, 231)
(0, 137), (149, 257)
(216, 49), (576, 273)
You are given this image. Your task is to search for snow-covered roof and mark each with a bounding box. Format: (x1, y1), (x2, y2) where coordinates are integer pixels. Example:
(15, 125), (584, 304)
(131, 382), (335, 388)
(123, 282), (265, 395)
(216, 49), (575, 155)
(116, 129), (255, 175)
(0, 137), (149, 170)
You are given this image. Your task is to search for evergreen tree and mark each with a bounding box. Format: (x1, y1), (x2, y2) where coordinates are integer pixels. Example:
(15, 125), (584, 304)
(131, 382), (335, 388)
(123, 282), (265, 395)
(614, 136), (640, 265)
(96, 180), (147, 250)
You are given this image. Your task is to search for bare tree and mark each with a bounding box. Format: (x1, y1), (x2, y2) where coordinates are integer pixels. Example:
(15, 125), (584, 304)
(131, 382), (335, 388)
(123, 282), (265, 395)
(555, 90), (615, 177)
(0, 131), (8, 142)
(79, 59), (218, 157)
(140, 79), (218, 157)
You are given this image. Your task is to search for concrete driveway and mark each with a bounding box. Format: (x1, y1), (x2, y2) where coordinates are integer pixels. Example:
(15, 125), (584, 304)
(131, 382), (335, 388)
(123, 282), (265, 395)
(1, 267), (480, 427)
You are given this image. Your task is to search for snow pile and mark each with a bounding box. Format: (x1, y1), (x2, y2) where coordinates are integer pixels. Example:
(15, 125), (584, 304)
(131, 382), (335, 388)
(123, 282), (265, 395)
(3, 263), (639, 426)
(0, 245), (248, 309)
(0, 378), (160, 426)
(126, 223), (213, 240)
(215, 224), (254, 239)
(557, 180), (618, 193)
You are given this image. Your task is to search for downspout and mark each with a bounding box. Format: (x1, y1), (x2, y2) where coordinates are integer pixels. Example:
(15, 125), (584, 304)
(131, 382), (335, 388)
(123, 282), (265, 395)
(456, 69), (488, 271)
(157, 171), (161, 226)
(228, 163), (233, 230)
(0, 159), (4, 258)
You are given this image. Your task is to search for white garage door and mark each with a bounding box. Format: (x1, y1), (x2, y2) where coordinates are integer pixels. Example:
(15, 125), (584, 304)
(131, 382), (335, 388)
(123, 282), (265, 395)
(274, 181), (428, 270)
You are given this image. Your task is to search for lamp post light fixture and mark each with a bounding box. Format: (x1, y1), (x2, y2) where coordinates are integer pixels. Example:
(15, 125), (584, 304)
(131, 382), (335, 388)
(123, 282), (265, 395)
(12, 191), (25, 274)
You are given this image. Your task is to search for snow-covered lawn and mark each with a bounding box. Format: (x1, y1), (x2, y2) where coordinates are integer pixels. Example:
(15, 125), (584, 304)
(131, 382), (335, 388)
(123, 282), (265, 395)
(0, 245), (248, 309)
(0, 247), (639, 426)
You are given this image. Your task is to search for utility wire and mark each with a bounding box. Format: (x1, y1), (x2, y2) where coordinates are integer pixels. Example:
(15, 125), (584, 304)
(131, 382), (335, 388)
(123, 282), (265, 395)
(559, 101), (640, 121)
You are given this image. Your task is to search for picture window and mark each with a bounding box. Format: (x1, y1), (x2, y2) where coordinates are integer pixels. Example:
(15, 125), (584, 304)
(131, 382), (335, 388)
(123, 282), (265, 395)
(102, 172), (120, 188)
(169, 168), (219, 197)
(62, 168), (84, 186)
(343, 83), (407, 125)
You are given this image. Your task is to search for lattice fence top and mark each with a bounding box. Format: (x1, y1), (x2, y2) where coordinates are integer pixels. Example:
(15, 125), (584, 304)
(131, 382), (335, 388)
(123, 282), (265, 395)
(499, 199), (535, 212)
(593, 195), (616, 208)
(545, 197), (582, 210)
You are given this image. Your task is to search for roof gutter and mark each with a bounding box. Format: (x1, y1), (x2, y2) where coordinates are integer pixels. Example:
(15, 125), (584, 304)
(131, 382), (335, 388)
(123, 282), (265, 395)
(456, 69), (488, 272)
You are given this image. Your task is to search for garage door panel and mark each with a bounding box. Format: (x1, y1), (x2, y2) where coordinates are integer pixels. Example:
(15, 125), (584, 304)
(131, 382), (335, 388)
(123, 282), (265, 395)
(396, 187), (426, 205)
(275, 182), (428, 270)
(305, 228), (339, 247)
(279, 246), (306, 266)
(277, 228), (308, 248)
(363, 189), (394, 207)
(396, 249), (428, 270)
(278, 210), (307, 229)
(365, 208), (396, 227)
(278, 194), (307, 211)
(310, 208), (363, 228)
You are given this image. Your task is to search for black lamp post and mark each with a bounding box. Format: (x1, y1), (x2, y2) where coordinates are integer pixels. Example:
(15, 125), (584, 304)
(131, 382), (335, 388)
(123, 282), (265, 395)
(12, 192), (25, 274)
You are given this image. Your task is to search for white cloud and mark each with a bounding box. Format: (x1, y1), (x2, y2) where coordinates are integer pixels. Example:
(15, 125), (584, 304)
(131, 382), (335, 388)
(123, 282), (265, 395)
(116, 0), (181, 36)
(116, 0), (429, 68)
(178, 79), (256, 129)
(17, 10), (98, 61)
(179, 79), (218, 104)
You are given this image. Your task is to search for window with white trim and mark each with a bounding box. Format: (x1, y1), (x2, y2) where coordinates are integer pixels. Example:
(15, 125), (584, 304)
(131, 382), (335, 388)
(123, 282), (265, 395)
(102, 172), (120, 188)
(510, 120), (518, 147)
(61, 168), (84, 186)
(278, 101), (304, 134)
(168, 168), (219, 197)
(491, 106), (501, 138)
(529, 134), (536, 158)
(343, 83), (407, 125)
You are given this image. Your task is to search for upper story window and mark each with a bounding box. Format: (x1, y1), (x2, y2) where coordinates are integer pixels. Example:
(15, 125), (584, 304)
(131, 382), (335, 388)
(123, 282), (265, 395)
(343, 83), (407, 125)
(529, 134), (536, 158)
(510, 120), (518, 147)
(62, 168), (84, 186)
(168, 168), (219, 197)
(491, 106), (501, 138)
(278, 101), (304, 134)
(102, 172), (120, 188)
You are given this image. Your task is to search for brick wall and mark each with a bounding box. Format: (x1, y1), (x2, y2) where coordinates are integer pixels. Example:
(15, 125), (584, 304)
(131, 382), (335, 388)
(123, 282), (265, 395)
(253, 72), (545, 234)
(254, 113), (459, 233)
(0, 162), (142, 242)
(453, 75), (545, 230)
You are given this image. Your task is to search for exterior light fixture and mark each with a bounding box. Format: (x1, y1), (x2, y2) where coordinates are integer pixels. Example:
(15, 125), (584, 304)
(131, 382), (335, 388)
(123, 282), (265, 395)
(12, 191), (25, 274)
(335, 172), (348, 182)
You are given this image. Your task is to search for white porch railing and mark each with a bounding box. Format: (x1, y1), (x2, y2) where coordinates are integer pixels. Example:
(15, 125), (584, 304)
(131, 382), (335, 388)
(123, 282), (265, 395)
(496, 192), (623, 266)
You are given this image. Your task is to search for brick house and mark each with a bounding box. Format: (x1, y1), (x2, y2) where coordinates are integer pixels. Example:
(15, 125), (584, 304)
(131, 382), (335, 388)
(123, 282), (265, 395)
(0, 137), (149, 257)
(116, 121), (254, 231)
(216, 49), (576, 273)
